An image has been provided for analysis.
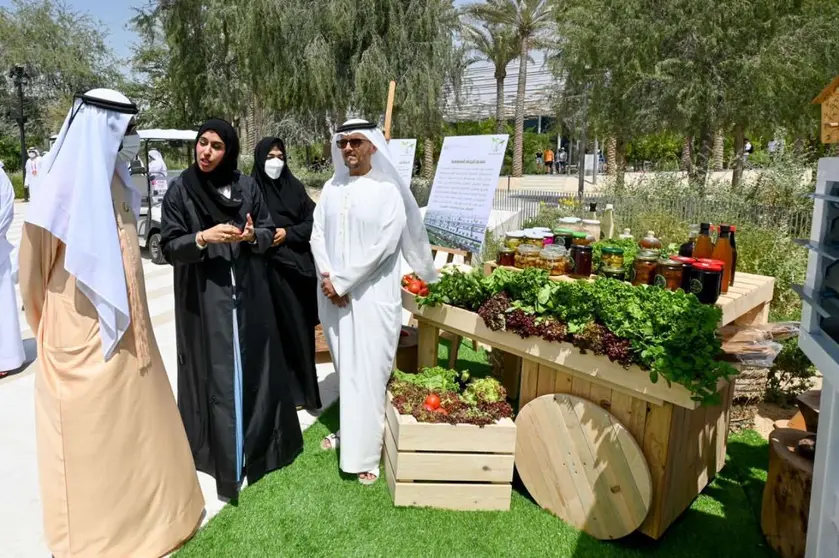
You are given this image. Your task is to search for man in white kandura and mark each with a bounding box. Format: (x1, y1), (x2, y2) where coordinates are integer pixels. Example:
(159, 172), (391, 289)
(312, 119), (437, 484)
(0, 160), (25, 377)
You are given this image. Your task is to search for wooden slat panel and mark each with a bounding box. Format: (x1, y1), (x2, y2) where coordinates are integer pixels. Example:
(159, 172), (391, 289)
(389, 480), (512, 511)
(520, 359), (540, 408)
(638, 402), (674, 539)
(416, 320), (439, 370)
(536, 364), (557, 397)
(391, 450), (515, 483)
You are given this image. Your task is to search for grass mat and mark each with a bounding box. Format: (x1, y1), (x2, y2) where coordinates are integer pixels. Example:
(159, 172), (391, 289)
(177, 342), (775, 558)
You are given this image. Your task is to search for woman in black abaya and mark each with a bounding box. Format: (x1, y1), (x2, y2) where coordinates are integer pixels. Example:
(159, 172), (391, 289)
(160, 120), (303, 501)
(251, 137), (321, 410)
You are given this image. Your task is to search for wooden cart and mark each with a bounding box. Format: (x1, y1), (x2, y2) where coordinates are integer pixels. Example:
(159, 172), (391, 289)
(403, 271), (774, 539)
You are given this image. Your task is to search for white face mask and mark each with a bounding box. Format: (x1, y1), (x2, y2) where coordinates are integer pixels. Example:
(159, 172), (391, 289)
(264, 158), (284, 179)
(118, 134), (141, 164)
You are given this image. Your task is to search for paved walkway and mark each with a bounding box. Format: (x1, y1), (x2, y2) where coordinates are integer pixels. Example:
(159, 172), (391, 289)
(0, 202), (339, 557)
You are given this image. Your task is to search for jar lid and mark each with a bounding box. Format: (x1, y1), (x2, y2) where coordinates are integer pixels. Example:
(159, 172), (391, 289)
(525, 231), (544, 239)
(553, 228), (575, 235)
(657, 258), (683, 269)
(693, 261), (723, 272)
(506, 230), (524, 238)
(573, 244), (593, 253)
(696, 258), (726, 269)
(559, 217), (581, 223)
(602, 246), (624, 255)
(670, 256), (696, 265)
(498, 246), (515, 254)
(601, 266), (625, 276)
(540, 248), (566, 258)
(517, 244), (541, 254)
(533, 227), (552, 232)
(541, 231), (554, 238)
(582, 219), (601, 225)
(636, 249), (660, 261)
(542, 245), (567, 255)
(572, 231), (588, 238)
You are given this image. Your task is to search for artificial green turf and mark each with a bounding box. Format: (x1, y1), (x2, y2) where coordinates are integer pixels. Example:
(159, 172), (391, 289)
(176, 342), (776, 558)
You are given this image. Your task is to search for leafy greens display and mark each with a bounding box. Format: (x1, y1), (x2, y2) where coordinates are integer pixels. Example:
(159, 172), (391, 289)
(417, 267), (736, 406)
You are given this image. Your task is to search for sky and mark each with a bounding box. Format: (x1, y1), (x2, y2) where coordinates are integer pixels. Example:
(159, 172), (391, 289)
(0, 0), (138, 60)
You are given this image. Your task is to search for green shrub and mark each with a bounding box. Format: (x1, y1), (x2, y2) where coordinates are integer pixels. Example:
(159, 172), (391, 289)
(765, 337), (818, 406)
(9, 172), (24, 199)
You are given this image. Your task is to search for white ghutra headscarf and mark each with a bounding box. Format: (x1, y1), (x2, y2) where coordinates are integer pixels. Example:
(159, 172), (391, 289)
(330, 119), (438, 283)
(25, 88), (139, 361)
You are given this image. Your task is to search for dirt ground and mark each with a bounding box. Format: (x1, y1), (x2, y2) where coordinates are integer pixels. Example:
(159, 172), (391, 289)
(734, 375), (822, 439)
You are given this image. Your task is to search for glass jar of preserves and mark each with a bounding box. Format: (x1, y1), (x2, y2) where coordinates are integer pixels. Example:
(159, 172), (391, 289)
(572, 232), (592, 246)
(515, 244), (542, 269)
(670, 256), (696, 292)
(630, 250), (659, 286)
(553, 228), (575, 250)
(558, 216), (582, 231)
(505, 230), (525, 250)
(640, 231), (662, 250)
(689, 262), (723, 304)
(654, 259), (684, 291)
(541, 232), (555, 247)
(497, 247), (516, 267)
(570, 245), (593, 277)
(540, 246), (568, 276)
(600, 246), (625, 269)
(600, 265), (626, 281)
(582, 218), (601, 241)
(533, 227), (552, 236)
(524, 231), (544, 246)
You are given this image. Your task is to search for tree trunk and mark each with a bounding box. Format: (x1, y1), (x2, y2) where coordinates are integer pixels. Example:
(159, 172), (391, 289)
(732, 123), (745, 190)
(761, 428), (814, 558)
(606, 137), (617, 176)
(423, 137), (435, 180)
(495, 75), (506, 134)
(694, 128), (713, 192)
(512, 38), (529, 177)
(681, 136), (693, 174)
(615, 137), (628, 189)
(712, 129), (724, 171)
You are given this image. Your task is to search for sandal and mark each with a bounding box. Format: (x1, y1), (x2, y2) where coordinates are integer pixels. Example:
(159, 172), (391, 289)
(358, 466), (380, 486)
(321, 432), (340, 451)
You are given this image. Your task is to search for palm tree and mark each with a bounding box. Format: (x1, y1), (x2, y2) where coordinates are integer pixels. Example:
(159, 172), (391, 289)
(460, 21), (520, 133)
(466, 0), (553, 176)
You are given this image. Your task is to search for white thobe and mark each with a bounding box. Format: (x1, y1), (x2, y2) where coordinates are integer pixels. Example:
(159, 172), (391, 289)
(0, 168), (25, 372)
(311, 172), (407, 474)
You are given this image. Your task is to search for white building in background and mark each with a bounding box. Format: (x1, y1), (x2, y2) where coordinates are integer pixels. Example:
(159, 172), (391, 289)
(442, 50), (560, 127)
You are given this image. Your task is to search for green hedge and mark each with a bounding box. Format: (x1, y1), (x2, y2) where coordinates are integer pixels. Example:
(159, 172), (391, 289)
(9, 172), (24, 199)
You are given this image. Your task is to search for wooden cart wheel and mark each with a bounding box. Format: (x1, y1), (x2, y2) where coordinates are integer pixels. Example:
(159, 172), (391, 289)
(515, 394), (653, 540)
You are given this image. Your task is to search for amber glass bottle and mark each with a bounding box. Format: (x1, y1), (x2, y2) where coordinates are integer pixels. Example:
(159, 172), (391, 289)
(711, 224), (733, 294)
(693, 223), (714, 259)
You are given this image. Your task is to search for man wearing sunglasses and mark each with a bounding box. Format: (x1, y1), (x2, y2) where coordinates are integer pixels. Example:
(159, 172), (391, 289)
(311, 118), (437, 485)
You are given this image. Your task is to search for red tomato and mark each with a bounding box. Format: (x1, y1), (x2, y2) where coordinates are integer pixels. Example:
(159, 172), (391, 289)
(423, 403), (436, 412)
(419, 287), (429, 297)
(407, 280), (423, 294)
(424, 393), (441, 410)
(401, 275), (412, 287)
(434, 407), (449, 416)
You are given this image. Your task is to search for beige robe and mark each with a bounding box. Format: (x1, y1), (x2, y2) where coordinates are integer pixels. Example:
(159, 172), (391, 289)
(19, 178), (204, 558)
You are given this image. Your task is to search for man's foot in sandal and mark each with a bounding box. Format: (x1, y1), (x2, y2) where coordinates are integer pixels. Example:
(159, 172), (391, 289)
(358, 467), (379, 485)
(321, 432), (339, 451)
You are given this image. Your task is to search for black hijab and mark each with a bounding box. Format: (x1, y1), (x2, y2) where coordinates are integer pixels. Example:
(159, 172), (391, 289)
(251, 136), (316, 278)
(250, 137), (310, 229)
(182, 118), (243, 226)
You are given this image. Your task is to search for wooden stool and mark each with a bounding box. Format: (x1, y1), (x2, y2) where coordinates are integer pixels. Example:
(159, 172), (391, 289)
(761, 428), (814, 558)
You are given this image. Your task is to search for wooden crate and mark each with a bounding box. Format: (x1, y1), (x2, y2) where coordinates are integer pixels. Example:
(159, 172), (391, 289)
(383, 393), (516, 511)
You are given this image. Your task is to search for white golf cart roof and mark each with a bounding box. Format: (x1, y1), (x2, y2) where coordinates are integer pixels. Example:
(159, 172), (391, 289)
(138, 129), (197, 142)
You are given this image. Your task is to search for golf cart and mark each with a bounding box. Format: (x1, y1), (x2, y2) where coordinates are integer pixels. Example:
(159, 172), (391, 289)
(132, 129), (197, 264)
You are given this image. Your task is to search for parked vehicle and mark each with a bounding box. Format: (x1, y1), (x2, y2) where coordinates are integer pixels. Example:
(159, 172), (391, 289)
(134, 129), (197, 265)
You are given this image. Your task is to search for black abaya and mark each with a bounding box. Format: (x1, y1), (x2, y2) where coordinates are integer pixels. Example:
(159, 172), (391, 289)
(160, 121), (303, 500)
(251, 137), (321, 410)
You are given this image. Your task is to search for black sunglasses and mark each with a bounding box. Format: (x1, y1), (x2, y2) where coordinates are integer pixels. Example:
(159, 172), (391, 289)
(336, 138), (368, 149)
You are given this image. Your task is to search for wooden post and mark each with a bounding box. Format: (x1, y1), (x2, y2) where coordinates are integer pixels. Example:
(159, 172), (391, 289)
(384, 80), (396, 141)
